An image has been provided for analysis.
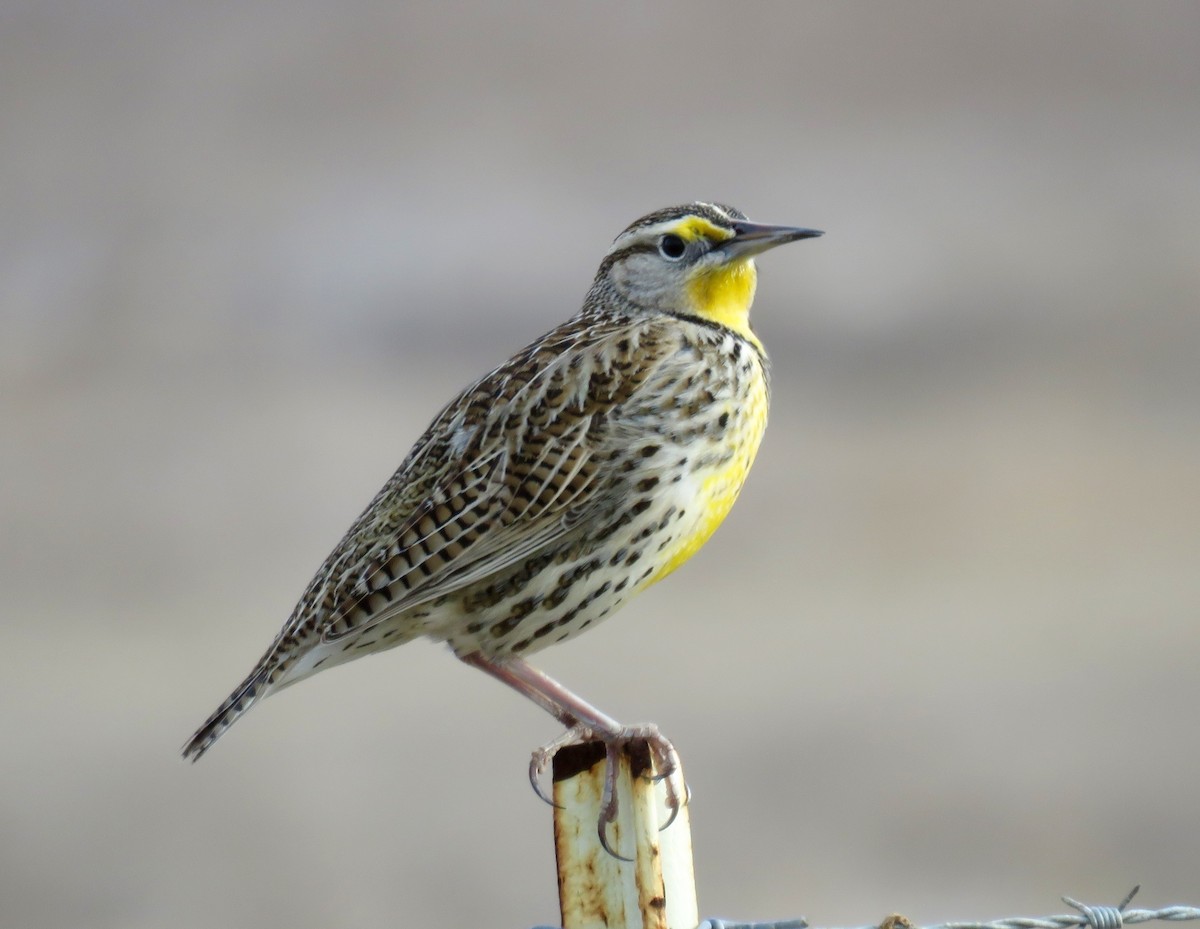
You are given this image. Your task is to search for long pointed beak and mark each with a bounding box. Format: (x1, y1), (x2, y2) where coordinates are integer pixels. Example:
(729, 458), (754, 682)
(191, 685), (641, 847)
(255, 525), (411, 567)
(719, 221), (823, 261)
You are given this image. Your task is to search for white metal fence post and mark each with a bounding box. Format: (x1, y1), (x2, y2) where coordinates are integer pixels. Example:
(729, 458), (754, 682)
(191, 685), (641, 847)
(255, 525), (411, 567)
(552, 740), (698, 929)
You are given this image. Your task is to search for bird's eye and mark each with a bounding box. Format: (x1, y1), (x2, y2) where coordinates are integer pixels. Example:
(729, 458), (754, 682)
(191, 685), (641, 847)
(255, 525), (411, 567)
(658, 234), (687, 260)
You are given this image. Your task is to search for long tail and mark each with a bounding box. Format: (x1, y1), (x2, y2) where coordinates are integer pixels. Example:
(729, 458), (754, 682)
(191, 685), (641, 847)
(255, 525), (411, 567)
(182, 666), (269, 762)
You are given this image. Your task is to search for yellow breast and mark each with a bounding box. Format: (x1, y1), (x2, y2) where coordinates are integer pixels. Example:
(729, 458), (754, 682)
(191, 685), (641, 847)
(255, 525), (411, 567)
(641, 368), (769, 588)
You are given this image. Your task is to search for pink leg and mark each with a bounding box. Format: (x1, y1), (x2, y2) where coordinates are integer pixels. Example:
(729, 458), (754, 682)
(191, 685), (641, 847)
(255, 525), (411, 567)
(460, 652), (686, 858)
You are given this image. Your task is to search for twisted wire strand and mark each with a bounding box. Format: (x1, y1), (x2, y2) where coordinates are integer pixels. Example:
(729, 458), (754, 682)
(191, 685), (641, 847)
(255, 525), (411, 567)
(533, 893), (1200, 929)
(694, 889), (1200, 929)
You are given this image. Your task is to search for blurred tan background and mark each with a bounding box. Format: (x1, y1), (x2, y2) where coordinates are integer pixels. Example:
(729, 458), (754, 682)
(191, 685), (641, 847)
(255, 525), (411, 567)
(2, 3), (1198, 928)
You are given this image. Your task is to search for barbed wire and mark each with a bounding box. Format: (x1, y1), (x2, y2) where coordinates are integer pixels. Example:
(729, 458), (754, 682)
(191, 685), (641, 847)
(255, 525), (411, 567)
(699, 887), (1200, 929)
(531, 886), (1199, 929)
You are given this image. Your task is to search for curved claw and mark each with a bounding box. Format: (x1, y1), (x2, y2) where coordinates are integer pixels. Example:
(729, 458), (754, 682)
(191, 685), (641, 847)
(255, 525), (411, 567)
(597, 741), (633, 860)
(528, 752), (562, 809)
(639, 729), (688, 833)
(655, 771), (688, 831)
(660, 793), (682, 831)
(526, 723), (596, 810)
(597, 819), (634, 861)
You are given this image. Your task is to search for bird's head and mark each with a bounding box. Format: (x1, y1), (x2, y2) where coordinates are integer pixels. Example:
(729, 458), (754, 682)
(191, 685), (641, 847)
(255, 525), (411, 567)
(595, 202), (822, 344)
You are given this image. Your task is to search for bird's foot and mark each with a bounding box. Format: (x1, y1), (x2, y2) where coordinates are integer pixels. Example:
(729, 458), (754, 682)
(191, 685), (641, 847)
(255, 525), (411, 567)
(529, 721), (688, 860)
(528, 722), (594, 807)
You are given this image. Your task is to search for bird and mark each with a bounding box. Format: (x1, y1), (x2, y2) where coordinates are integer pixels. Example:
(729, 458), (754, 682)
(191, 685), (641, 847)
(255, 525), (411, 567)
(183, 201), (821, 853)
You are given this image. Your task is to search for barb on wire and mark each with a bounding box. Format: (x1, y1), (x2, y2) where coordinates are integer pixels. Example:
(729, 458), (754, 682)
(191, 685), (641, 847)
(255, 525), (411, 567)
(921, 886), (1200, 929)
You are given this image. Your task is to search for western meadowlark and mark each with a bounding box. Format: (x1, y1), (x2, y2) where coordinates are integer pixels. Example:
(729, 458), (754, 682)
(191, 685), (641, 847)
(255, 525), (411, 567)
(184, 201), (821, 851)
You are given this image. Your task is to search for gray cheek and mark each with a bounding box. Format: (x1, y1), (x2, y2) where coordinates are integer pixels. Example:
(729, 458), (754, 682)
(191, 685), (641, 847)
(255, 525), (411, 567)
(611, 256), (682, 312)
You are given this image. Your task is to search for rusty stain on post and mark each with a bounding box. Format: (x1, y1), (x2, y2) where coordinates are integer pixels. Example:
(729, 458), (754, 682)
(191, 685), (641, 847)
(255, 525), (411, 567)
(552, 740), (697, 929)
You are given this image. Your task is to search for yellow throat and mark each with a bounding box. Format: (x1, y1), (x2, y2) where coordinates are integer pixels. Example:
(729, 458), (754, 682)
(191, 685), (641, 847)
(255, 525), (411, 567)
(686, 259), (762, 351)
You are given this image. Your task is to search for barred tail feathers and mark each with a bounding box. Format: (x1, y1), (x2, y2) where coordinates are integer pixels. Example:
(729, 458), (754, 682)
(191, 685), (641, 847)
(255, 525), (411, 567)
(182, 666), (269, 762)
